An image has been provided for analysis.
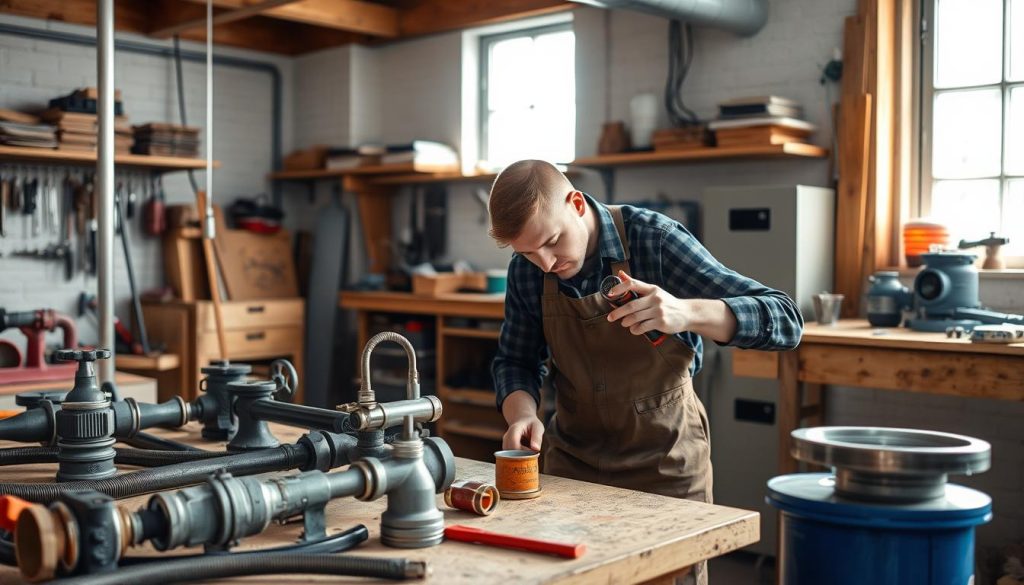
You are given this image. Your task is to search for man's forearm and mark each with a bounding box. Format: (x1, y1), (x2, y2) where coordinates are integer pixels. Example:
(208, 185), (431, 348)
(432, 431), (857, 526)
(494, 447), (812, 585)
(501, 390), (540, 424)
(683, 298), (738, 344)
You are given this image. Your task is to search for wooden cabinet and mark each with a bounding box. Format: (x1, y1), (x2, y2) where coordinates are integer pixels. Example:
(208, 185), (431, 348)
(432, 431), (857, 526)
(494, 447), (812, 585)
(341, 291), (505, 461)
(143, 298), (305, 403)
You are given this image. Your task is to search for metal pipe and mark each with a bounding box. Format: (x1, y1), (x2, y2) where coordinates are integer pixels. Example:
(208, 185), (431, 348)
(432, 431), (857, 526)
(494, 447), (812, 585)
(248, 399), (349, 433)
(203, 0), (216, 240)
(96, 0), (116, 383)
(358, 332), (420, 440)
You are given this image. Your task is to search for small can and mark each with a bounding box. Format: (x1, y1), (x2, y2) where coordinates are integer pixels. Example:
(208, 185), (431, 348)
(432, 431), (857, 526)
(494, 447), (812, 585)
(443, 479), (500, 515)
(494, 449), (542, 500)
(599, 275), (667, 346)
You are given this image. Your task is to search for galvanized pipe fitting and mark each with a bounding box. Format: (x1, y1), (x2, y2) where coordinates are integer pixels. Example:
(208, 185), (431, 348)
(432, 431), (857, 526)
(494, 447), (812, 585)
(358, 331), (420, 406)
(196, 360), (251, 440)
(54, 349), (117, 482)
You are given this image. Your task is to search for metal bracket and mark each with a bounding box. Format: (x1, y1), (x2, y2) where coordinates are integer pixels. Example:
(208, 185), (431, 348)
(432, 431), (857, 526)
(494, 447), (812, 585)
(301, 504), (327, 542)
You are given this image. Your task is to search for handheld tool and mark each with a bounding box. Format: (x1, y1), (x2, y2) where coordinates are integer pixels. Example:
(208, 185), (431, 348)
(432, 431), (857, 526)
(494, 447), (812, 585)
(600, 275), (667, 346)
(444, 525), (586, 559)
(115, 188), (151, 354)
(0, 173), (8, 237)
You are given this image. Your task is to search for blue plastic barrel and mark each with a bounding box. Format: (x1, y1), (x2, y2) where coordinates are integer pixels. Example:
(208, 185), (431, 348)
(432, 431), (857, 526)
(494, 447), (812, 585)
(766, 473), (992, 585)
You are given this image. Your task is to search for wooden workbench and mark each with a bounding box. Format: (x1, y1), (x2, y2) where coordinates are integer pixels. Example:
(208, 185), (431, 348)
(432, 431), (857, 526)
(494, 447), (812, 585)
(0, 423), (758, 584)
(732, 319), (1024, 474)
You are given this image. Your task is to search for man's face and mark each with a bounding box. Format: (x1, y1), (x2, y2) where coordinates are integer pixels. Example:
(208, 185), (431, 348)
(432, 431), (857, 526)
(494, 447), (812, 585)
(509, 191), (590, 279)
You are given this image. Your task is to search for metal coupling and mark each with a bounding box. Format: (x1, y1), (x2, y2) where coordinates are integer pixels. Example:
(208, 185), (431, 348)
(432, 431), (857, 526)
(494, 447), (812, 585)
(348, 396), (442, 431)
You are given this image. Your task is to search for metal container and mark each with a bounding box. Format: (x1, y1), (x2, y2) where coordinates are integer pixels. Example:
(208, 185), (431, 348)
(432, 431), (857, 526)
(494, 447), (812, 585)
(767, 427), (992, 585)
(865, 271), (911, 327)
(812, 293), (844, 325)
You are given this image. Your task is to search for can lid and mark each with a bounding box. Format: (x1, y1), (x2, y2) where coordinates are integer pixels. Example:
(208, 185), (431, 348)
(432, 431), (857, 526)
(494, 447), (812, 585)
(766, 473), (992, 529)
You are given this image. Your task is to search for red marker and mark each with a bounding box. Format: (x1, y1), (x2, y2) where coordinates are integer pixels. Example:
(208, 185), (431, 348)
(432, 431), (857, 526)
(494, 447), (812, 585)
(444, 525), (586, 559)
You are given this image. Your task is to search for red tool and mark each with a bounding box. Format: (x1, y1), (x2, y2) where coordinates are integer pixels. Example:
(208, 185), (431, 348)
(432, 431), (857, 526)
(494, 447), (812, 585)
(600, 274), (667, 346)
(0, 308), (78, 384)
(444, 525), (585, 559)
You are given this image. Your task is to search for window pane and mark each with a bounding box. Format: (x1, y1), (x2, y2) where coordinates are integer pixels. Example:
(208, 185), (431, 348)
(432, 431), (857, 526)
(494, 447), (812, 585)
(1007, 86), (1024, 175)
(932, 89), (1002, 178)
(1011, 0), (1024, 81)
(930, 179), (1001, 245)
(1005, 180), (1024, 255)
(935, 0), (1003, 88)
(487, 108), (535, 166)
(533, 31), (575, 109)
(488, 37), (536, 111)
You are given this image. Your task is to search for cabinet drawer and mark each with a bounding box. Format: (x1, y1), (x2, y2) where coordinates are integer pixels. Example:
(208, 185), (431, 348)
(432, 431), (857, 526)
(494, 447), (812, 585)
(198, 299), (304, 332)
(201, 327), (301, 359)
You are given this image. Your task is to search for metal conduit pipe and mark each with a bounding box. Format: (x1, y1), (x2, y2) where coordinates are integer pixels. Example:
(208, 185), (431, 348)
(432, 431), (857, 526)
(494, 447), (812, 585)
(571, 0), (769, 36)
(12, 435), (454, 580)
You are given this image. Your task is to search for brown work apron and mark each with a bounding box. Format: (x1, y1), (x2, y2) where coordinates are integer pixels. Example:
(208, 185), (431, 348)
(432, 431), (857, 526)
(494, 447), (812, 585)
(540, 206), (713, 584)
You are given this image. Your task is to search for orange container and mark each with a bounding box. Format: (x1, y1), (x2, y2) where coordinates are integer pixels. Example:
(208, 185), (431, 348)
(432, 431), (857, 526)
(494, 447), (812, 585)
(494, 450), (541, 500)
(903, 220), (950, 267)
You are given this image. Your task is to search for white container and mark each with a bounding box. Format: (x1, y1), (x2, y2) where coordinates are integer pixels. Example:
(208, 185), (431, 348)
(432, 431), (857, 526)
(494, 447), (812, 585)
(629, 92), (658, 148)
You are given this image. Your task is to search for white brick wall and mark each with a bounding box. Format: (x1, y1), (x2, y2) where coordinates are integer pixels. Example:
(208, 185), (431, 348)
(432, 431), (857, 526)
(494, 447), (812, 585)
(0, 14), (293, 349)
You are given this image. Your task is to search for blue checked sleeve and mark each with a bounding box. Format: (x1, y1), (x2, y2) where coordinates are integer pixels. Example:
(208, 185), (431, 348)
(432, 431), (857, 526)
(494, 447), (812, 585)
(656, 225), (803, 350)
(491, 261), (549, 411)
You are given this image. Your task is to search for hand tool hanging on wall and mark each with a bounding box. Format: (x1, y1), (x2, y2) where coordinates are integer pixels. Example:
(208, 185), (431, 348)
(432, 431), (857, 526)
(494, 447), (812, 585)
(23, 172), (38, 236)
(0, 171), (9, 238)
(11, 244), (73, 282)
(144, 174), (166, 237)
(125, 173), (138, 220)
(115, 185), (151, 355)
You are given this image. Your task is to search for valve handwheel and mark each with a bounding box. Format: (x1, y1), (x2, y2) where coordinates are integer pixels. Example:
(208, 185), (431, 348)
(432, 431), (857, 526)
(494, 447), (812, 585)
(270, 359), (298, 400)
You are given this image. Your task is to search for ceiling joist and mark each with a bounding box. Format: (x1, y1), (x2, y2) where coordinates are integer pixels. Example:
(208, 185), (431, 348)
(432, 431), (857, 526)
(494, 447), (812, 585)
(177, 0), (400, 38)
(148, 0), (304, 38)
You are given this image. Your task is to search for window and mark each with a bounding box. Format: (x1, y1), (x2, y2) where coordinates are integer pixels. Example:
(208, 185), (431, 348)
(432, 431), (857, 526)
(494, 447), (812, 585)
(479, 23), (575, 169)
(921, 0), (1024, 262)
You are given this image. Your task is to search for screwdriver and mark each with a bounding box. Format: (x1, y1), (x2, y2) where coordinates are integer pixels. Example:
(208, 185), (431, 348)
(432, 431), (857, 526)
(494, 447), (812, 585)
(600, 274), (667, 346)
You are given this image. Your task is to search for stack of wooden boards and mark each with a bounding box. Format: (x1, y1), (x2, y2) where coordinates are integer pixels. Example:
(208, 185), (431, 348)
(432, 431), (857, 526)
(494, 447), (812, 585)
(709, 96), (817, 148)
(0, 109), (56, 148)
(132, 123), (200, 158)
(40, 88), (132, 153)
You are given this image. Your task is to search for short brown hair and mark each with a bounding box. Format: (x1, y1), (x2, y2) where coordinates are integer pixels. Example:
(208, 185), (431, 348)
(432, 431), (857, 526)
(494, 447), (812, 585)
(488, 160), (573, 245)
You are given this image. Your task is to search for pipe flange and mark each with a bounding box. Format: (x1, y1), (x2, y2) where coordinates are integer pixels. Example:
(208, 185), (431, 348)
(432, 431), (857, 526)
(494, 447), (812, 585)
(172, 395), (188, 427)
(40, 399), (58, 447)
(200, 360), (252, 377)
(351, 458), (387, 501)
(122, 397), (141, 438)
(792, 426), (992, 502)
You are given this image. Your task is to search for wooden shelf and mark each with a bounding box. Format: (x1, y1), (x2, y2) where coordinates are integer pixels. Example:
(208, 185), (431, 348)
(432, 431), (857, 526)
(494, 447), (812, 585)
(442, 419), (505, 441)
(115, 353), (181, 372)
(440, 326), (501, 340)
(0, 145), (218, 170)
(440, 387), (497, 407)
(268, 161), (460, 181)
(369, 170), (498, 186)
(572, 143), (829, 168)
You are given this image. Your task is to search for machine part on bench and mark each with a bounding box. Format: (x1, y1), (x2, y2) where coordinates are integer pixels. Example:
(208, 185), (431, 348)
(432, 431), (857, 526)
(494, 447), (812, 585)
(15, 390), (67, 410)
(54, 349), (117, 482)
(226, 380), (281, 452)
(197, 360), (251, 440)
(345, 396), (443, 432)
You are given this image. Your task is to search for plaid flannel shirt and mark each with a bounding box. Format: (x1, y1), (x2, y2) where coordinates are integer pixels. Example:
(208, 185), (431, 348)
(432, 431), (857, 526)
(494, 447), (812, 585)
(492, 193), (804, 410)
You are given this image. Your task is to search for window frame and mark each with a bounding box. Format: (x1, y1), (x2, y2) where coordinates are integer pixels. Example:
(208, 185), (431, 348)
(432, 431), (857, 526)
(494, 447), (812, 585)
(477, 22), (575, 166)
(918, 0), (1024, 266)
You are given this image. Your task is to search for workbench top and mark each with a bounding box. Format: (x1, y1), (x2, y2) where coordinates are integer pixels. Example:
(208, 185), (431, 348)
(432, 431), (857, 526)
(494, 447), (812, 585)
(802, 319), (1024, 355)
(0, 423), (759, 584)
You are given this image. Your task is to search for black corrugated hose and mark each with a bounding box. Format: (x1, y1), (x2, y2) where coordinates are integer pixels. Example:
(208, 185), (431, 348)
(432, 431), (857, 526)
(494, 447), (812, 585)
(0, 444), (309, 502)
(120, 524), (370, 564)
(0, 446), (225, 467)
(46, 551), (423, 584)
(120, 431), (207, 452)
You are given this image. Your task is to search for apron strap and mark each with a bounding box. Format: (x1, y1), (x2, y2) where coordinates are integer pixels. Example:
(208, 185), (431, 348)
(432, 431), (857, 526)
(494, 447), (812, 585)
(608, 205), (631, 276)
(543, 272), (558, 295)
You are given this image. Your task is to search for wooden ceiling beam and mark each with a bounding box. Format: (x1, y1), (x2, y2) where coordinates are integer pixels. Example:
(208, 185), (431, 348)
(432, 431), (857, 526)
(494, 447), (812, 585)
(177, 0), (399, 37)
(148, 0), (303, 39)
(393, 0), (575, 39)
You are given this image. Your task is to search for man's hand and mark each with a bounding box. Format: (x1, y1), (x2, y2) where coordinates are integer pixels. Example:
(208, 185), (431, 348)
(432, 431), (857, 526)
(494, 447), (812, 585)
(501, 390), (544, 451)
(606, 270), (739, 343)
(606, 270), (692, 335)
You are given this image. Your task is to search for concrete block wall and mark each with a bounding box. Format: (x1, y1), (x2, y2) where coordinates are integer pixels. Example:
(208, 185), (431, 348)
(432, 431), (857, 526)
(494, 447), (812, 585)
(0, 14), (293, 350)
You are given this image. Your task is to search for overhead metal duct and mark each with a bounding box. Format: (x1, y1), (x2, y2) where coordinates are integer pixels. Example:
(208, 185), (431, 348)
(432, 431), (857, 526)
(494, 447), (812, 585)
(571, 0), (769, 36)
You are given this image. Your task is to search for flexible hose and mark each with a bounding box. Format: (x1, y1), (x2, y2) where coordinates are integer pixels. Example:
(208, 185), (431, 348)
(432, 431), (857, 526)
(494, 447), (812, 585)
(0, 444), (309, 503)
(120, 431), (206, 452)
(120, 524), (369, 564)
(48, 552), (423, 584)
(0, 447), (224, 467)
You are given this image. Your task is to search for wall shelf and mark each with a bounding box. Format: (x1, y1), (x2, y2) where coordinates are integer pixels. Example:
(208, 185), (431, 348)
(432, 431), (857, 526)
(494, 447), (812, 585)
(0, 145), (219, 171)
(440, 326), (501, 340)
(572, 143), (829, 168)
(267, 161), (460, 181)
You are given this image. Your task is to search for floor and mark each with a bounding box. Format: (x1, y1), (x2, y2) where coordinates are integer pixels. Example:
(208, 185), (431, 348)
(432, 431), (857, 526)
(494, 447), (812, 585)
(708, 551), (775, 584)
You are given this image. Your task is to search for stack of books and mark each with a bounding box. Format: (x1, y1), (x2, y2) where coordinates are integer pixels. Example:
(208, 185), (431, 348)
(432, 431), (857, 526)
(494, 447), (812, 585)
(709, 96), (816, 148)
(380, 141), (458, 167)
(325, 145), (385, 170)
(132, 123), (200, 157)
(0, 109), (57, 148)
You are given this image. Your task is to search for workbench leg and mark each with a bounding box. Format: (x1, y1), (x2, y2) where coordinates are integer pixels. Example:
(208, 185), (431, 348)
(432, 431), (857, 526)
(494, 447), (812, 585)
(777, 350), (801, 475)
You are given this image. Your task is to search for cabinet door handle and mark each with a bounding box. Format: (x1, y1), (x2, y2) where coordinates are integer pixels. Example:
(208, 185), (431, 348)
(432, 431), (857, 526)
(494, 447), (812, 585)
(246, 332), (266, 341)
(247, 305), (266, 314)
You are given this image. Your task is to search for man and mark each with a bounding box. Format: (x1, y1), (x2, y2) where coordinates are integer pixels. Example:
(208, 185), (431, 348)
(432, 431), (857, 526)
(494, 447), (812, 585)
(489, 160), (803, 584)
